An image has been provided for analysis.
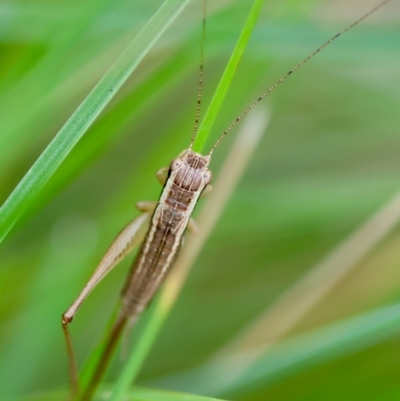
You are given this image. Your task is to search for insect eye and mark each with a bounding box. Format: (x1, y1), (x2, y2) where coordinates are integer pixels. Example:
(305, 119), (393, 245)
(170, 158), (182, 171)
(204, 171), (212, 184)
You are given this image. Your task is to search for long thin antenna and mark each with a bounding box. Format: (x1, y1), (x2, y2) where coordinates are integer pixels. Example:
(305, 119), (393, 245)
(208, 0), (391, 156)
(189, 0), (207, 149)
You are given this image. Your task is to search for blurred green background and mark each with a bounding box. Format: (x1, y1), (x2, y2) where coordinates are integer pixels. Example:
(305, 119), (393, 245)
(1, 0), (400, 400)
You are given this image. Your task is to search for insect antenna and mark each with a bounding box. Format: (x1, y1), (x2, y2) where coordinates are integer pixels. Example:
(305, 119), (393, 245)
(189, 0), (207, 149)
(208, 0), (391, 156)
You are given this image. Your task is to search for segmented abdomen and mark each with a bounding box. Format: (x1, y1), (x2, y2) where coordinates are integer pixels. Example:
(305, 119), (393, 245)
(121, 204), (185, 317)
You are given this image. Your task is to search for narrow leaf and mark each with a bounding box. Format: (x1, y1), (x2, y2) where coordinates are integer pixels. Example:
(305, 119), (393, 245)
(192, 0), (267, 152)
(0, 0), (192, 243)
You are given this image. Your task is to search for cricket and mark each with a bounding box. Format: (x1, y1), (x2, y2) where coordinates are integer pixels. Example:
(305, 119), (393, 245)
(61, 0), (391, 400)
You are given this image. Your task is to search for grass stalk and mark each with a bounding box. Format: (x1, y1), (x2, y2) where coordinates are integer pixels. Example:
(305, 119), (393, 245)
(0, 0), (192, 243)
(214, 188), (400, 362)
(192, 0), (267, 152)
(109, 109), (270, 401)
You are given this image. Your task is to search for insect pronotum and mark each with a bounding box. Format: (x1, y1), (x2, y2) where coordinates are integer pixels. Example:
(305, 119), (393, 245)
(61, 0), (391, 399)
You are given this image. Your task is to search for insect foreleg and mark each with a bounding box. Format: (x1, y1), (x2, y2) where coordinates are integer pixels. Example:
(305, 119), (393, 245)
(136, 200), (158, 212)
(201, 184), (212, 197)
(187, 217), (200, 234)
(156, 167), (169, 185)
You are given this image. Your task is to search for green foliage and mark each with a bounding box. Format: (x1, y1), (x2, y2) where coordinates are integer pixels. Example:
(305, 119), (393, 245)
(0, 0), (192, 242)
(0, 0), (400, 401)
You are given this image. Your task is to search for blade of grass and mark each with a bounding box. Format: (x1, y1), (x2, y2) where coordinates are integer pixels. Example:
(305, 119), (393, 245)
(5, 385), (227, 401)
(0, 0), (121, 171)
(154, 187), (400, 395)
(217, 190), (400, 350)
(153, 301), (400, 397)
(128, 386), (227, 401)
(0, 0), (192, 243)
(18, 47), (198, 226)
(108, 109), (270, 401)
(222, 301), (400, 398)
(192, 0), (267, 152)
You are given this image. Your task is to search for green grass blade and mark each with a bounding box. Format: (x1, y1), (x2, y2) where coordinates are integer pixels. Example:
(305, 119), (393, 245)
(128, 386), (227, 401)
(192, 0), (267, 152)
(223, 301), (400, 398)
(4, 386), (227, 401)
(109, 109), (269, 400)
(154, 302), (400, 396)
(108, 298), (172, 401)
(0, 0), (192, 243)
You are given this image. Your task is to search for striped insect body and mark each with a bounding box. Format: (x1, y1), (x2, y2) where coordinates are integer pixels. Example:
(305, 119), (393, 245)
(120, 149), (211, 318)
